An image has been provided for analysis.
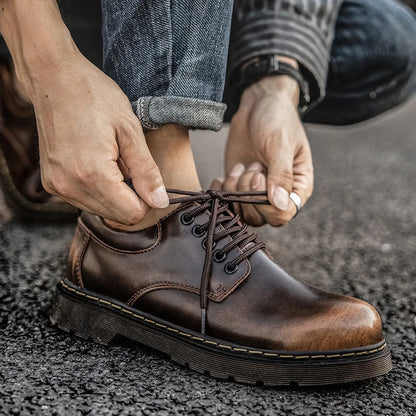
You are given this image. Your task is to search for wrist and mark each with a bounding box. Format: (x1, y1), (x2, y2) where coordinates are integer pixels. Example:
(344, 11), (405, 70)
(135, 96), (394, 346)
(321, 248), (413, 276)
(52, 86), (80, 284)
(241, 75), (300, 109)
(236, 55), (309, 113)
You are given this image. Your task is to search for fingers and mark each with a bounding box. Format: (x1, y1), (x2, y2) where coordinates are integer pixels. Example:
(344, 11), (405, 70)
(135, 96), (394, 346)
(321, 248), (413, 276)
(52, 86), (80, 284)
(117, 120), (169, 209)
(223, 162), (266, 226)
(41, 158), (150, 225)
(209, 177), (224, 191)
(94, 161), (151, 224)
(266, 144), (294, 212)
(291, 138), (314, 208)
(222, 162), (245, 192)
(236, 168), (266, 226)
(235, 165), (297, 226)
(117, 156), (130, 178)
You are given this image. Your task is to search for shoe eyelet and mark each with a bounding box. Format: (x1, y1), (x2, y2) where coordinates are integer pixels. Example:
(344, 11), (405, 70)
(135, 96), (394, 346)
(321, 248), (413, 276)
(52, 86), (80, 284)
(224, 262), (238, 274)
(181, 212), (194, 225)
(202, 238), (216, 250)
(213, 250), (227, 263)
(192, 225), (205, 237)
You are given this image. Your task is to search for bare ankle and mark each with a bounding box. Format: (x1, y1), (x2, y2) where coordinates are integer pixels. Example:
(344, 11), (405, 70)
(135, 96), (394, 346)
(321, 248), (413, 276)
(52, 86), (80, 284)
(105, 124), (201, 232)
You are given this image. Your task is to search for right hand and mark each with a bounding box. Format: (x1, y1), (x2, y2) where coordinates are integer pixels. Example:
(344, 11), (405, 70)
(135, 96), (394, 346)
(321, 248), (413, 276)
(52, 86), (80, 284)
(26, 52), (168, 225)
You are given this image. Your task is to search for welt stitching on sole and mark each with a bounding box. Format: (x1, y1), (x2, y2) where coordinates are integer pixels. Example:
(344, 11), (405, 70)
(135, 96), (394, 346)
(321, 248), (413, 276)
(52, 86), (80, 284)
(59, 280), (387, 360)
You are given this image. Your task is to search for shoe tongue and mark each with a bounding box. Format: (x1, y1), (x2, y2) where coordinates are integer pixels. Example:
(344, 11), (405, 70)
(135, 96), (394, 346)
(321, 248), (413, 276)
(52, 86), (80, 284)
(218, 208), (255, 251)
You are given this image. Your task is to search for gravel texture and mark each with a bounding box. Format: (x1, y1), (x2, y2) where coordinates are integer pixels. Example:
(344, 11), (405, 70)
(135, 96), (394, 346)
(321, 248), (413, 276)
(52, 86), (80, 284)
(1, 97), (415, 415)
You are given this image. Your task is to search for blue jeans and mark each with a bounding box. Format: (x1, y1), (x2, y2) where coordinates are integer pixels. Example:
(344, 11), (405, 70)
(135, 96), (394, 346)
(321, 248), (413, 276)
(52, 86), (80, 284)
(101, 0), (233, 131)
(303, 0), (416, 125)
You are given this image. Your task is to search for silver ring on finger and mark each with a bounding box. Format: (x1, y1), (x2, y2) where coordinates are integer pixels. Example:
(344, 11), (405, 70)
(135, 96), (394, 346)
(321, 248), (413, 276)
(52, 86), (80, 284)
(289, 192), (302, 218)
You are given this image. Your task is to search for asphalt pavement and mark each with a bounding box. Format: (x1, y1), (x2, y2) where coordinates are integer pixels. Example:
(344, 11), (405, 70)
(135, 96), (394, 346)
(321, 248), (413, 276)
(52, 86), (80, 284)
(1, 96), (415, 415)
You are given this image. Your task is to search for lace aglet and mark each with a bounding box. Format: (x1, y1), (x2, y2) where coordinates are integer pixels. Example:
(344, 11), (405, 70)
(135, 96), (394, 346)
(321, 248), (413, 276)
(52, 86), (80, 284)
(200, 308), (207, 335)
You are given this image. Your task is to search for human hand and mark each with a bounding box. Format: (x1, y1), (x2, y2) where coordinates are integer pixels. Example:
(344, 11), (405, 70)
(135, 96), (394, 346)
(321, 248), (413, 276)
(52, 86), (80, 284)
(223, 73), (313, 226)
(25, 53), (168, 225)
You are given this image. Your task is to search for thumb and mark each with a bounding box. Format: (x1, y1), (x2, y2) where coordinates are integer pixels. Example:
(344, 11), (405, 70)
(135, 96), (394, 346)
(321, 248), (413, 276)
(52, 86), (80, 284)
(267, 150), (294, 211)
(117, 123), (169, 209)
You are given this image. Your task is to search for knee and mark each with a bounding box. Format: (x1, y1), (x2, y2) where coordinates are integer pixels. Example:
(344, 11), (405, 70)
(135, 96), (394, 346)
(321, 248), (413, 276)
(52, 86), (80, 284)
(372, 0), (416, 78)
(333, 0), (416, 85)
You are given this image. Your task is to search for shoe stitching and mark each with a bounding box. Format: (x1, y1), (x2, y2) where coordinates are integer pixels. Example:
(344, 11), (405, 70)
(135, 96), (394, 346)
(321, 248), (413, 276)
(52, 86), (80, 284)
(75, 233), (90, 289)
(79, 208), (251, 305)
(78, 218), (163, 255)
(125, 257), (251, 305)
(126, 282), (226, 306)
(60, 280), (387, 360)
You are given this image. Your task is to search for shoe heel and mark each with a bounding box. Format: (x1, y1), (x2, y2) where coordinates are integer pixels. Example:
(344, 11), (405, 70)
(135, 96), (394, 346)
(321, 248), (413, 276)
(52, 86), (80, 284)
(50, 287), (118, 345)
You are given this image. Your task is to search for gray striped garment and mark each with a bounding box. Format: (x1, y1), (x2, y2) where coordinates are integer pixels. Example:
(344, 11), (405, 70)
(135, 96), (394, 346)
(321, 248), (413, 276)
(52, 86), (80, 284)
(229, 0), (343, 104)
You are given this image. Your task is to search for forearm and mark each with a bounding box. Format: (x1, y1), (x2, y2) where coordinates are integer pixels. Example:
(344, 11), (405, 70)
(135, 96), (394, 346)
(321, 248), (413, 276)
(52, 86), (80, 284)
(0, 0), (77, 96)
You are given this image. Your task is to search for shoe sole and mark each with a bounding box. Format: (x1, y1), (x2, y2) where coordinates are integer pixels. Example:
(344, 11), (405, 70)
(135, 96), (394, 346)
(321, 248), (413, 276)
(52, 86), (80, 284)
(50, 279), (393, 387)
(0, 147), (78, 220)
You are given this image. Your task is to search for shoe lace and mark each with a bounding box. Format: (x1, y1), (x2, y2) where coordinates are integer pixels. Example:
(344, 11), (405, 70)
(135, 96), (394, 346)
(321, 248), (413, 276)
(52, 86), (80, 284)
(167, 189), (270, 334)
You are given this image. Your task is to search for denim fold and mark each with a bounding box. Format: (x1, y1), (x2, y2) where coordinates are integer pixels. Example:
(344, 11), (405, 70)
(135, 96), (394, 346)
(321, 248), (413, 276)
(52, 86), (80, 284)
(102, 0), (234, 131)
(133, 96), (226, 131)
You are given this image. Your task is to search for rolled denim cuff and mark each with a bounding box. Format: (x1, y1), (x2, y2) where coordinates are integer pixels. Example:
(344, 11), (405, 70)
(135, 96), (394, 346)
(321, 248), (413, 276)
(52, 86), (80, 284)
(132, 96), (226, 131)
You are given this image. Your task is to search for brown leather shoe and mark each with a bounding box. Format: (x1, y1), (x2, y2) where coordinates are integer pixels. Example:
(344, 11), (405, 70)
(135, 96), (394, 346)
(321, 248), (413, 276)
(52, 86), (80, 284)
(50, 189), (392, 386)
(0, 58), (76, 218)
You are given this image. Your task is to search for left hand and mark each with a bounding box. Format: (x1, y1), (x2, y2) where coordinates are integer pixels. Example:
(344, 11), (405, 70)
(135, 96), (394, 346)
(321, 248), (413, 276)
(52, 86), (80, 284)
(220, 73), (314, 227)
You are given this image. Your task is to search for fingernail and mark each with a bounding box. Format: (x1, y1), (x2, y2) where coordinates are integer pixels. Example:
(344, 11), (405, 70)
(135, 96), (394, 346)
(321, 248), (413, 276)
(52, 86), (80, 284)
(215, 177), (224, 184)
(151, 185), (169, 208)
(229, 163), (245, 177)
(251, 172), (262, 190)
(272, 186), (289, 211)
(247, 161), (263, 172)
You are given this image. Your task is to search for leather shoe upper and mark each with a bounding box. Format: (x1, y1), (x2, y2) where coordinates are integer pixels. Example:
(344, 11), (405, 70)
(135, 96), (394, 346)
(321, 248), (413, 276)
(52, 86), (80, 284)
(67, 194), (383, 352)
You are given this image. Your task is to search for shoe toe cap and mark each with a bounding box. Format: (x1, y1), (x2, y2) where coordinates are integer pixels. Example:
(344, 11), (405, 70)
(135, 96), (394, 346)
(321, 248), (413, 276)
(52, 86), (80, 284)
(284, 295), (384, 352)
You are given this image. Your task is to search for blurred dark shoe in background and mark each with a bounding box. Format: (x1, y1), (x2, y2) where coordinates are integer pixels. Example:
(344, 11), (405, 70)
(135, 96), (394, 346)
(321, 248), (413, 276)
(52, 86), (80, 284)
(0, 58), (77, 219)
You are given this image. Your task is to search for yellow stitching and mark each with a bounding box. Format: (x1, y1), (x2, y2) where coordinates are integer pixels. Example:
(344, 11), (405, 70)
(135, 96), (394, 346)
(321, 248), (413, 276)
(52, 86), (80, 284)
(121, 309), (133, 315)
(60, 280), (387, 360)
